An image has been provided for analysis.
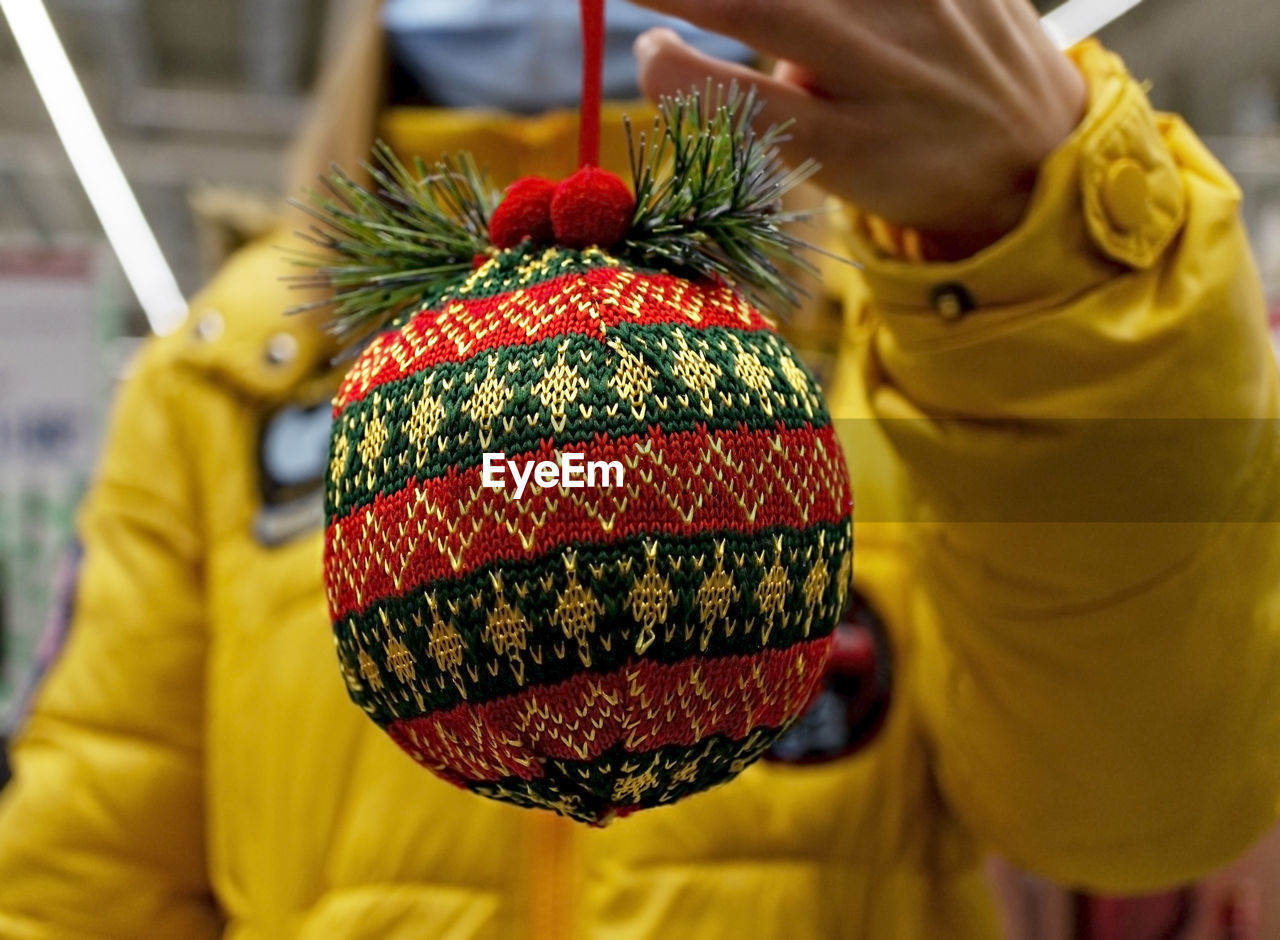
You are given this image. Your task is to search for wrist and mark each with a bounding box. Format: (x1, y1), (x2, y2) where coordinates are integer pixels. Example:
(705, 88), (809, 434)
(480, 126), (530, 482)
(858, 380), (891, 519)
(840, 41), (1186, 326)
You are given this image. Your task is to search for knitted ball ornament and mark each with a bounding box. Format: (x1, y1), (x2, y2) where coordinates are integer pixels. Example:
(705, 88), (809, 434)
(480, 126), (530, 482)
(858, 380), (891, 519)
(300, 86), (855, 824)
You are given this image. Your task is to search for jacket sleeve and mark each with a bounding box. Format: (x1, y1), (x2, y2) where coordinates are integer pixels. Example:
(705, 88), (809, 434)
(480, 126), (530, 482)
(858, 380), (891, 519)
(827, 40), (1280, 892)
(0, 337), (223, 937)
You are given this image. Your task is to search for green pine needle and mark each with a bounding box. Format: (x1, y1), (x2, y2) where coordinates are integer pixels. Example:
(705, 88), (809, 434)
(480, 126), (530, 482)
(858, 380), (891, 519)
(621, 83), (824, 314)
(287, 143), (498, 346)
(290, 84), (837, 348)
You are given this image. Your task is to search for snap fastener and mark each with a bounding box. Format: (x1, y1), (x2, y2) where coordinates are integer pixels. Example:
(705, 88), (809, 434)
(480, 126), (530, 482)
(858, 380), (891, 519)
(1101, 158), (1149, 233)
(265, 332), (300, 366)
(193, 310), (224, 342)
(929, 282), (975, 321)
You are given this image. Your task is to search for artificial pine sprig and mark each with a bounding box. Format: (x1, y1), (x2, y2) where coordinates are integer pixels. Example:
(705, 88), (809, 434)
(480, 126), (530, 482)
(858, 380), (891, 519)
(622, 83), (822, 314)
(291, 85), (834, 347)
(288, 142), (498, 345)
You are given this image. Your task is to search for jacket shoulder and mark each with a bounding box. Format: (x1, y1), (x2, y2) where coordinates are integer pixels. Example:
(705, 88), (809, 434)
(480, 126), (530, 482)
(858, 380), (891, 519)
(150, 232), (336, 402)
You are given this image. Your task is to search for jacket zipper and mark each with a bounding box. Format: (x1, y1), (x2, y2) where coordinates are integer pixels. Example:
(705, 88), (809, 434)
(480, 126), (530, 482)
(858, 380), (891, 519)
(527, 812), (575, 940)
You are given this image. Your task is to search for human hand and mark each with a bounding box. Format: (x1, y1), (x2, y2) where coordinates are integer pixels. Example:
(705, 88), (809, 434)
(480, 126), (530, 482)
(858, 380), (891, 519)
(632, 0), (1087, 256)
(1196, 879), (1261, 940)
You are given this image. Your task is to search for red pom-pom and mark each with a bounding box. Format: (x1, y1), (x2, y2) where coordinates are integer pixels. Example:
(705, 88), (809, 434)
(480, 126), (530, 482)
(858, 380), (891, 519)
(489, 177), (557, 249)
(551, 167), (635, 249)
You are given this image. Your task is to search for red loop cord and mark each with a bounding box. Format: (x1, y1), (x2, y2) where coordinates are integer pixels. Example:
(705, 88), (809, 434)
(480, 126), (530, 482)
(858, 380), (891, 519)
(578, 0), (605, 168)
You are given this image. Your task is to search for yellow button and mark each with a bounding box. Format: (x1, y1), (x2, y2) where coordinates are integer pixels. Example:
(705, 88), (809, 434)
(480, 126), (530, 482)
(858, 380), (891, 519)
(1101, 158), (1149, 233)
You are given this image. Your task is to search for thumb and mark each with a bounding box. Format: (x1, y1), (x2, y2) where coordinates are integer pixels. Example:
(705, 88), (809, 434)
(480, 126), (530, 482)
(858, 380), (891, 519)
(1222, 879), (1261, 940)
(632, 27), (826, 159)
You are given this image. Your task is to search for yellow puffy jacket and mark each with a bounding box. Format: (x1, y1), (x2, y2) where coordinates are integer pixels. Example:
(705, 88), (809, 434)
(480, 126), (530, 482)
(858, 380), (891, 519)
(2, 41), (1278, 939)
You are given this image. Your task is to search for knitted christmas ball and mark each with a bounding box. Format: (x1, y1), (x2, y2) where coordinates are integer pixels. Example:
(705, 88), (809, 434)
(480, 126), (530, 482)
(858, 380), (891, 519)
(304, 88), (855, 824)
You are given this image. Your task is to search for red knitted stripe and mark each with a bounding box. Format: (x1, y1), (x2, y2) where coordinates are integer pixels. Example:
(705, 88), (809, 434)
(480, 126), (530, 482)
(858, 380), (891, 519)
(325, 422), (851, 619)
(385, 637), (832, 783)
(334, 265), (770, 411)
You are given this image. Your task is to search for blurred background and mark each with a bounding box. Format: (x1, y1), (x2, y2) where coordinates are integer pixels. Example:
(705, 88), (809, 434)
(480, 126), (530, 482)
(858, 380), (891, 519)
(0, 0), (1278, 739)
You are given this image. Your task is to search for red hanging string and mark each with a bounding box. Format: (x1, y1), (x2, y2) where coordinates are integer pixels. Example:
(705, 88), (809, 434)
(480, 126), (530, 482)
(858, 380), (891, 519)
(578, 0), (605, 168)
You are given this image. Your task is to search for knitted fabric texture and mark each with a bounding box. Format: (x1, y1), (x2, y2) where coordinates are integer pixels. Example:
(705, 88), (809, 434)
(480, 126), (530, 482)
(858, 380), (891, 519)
(488, 177), (557, 250)
(325, 243), (854, 824)
(551, 167), (634, 249)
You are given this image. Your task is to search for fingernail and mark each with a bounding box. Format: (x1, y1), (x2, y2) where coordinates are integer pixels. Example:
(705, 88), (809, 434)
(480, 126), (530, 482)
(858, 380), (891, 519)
(633, 26), (677, 64)
(633, 28), (657, 64)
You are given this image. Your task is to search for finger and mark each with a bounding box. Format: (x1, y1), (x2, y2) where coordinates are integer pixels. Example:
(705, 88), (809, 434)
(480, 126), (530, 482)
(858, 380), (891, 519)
(633, 28), (833, 159)
(630, 0), (858, 76)
(1222, 879), (1261, 940)
(773, 60), (833, 100)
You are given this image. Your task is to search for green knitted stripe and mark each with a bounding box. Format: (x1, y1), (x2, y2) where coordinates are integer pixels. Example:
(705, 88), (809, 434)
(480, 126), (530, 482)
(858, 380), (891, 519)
(388, 244), (624, 326)
(465, 726), (784, 824)
(336, 520), (852, 726)
(327, 322), (831, 520)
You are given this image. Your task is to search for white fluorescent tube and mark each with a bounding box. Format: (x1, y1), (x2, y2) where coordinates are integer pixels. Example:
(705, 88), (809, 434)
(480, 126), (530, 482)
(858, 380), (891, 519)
(1042, 0), (1146, 50)
(0, 0), (188, 335)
